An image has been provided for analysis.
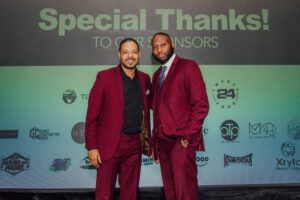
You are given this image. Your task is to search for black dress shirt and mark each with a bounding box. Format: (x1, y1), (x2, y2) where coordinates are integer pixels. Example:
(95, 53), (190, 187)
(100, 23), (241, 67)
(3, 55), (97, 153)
(120, 67), (143, 134)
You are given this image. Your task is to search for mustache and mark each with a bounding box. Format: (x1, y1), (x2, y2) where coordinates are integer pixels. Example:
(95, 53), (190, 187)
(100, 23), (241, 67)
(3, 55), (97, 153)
(125, 58), (136, 61)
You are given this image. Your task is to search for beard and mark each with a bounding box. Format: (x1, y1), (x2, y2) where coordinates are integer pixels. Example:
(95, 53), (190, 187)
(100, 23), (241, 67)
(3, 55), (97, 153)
(152, 47), (174, 64)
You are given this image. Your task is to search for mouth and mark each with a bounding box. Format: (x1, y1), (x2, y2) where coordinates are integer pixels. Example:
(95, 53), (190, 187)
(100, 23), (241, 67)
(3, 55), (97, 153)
(126, 59), (136, 65)
(157, 54), (167, 59)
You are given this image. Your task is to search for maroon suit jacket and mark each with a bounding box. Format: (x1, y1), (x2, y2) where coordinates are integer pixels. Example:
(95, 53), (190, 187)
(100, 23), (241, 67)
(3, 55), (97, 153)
(85, 66), (151, 160)
(152, 55), (209, 155)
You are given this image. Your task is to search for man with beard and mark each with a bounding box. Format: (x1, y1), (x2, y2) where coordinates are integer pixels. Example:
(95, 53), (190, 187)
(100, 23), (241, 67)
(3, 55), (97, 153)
(85, 38), (151, 200)
(151, 32), (209, 200)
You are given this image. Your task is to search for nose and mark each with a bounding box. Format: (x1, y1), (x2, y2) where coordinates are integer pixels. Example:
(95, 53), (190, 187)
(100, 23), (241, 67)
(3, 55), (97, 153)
(156, 46), (162, 53)
(128, 52), (134, 58)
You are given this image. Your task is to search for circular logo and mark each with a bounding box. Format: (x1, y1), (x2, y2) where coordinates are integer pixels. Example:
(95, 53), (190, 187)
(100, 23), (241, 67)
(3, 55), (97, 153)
(281, 142), (295, 158)
(212, 80), (239, 109)
(63, 89), (76, 104)
(71, 122), (85, 144)
(288, 120), (300, 140)
(220, 120), (239, 141)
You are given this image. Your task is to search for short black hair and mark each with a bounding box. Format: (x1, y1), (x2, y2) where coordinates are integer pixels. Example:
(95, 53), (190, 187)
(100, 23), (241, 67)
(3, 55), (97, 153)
(151, 32), (172, 44)
(119, 38), (140, 52)
(152, 32), (171, 39)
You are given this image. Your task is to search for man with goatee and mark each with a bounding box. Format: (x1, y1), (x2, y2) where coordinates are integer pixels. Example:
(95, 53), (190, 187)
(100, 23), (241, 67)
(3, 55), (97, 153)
(85, 38), (151, 200)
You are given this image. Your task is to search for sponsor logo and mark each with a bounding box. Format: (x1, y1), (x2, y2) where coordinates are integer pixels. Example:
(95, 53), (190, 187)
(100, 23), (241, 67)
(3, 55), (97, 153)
(142, 156), (153, 166)
(0, 130), (18, 139)
(0, 153), (30, 175)
(71, 122), (85, 144)
(81, 93), (89, 100)
(29, 127), (60, 140)
(276, 142), (300, 170)
(212, 80), (239, 109)
(281, 142), (295, 158)
(220, 120), (240, 142)
(287, 120), (300, 140)
(203, 128), (208, 136)
(63, 89), (76, 104)
(196, 156), (209, 167)
(224, 154), (252, 167)
(80, 156), (96, 170)
(49, 158), (71, 172)
(249, 123), (276, 139)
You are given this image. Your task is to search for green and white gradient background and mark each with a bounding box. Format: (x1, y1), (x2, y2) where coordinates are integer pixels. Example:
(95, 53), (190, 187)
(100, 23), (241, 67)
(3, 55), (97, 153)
(1, 65), (299, 188)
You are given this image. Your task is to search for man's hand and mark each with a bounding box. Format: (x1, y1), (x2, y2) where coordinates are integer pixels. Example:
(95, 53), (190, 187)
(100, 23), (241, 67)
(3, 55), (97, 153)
(151, 152), (160, 164)
(180, 139), (189, 149)
(88, 149), (101, 168)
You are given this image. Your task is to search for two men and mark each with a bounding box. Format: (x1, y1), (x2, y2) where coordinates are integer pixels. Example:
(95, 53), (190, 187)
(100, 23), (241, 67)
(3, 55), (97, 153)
(85, 33), (209, 199)
(85, 38), (151, 200)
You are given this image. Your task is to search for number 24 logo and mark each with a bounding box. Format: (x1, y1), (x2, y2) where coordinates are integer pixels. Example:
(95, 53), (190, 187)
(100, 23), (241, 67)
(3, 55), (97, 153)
(217, 89), (236, 99)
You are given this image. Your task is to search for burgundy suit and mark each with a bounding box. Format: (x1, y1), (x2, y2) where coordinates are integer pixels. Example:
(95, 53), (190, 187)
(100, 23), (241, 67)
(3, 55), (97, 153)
(152, 55), (209, 200)
(85, 66), (151, 200)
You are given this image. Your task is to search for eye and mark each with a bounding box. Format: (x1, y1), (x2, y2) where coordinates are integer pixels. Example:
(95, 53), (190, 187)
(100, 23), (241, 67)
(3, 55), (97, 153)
(160, 43), (166, 48)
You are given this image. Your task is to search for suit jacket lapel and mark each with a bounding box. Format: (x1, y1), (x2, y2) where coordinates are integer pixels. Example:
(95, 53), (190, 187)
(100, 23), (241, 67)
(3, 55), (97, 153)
(137, 71), (147, 110)
(114, 66), (124, 111)
(151, 69), (160, 112)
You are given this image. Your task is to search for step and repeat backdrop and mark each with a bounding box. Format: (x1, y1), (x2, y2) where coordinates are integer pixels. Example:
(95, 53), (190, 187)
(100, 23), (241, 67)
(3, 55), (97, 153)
(0, 0), (300, 189)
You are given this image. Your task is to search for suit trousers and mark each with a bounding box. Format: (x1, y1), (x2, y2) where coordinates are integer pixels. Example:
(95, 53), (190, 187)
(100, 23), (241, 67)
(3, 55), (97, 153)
(158, 139), (199, 200)
(95, 134), (141, 200)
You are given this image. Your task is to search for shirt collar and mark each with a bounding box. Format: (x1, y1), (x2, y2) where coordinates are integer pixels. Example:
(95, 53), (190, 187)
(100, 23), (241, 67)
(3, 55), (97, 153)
(162, 53), (176, 74)
(120, 65), (138, 79)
